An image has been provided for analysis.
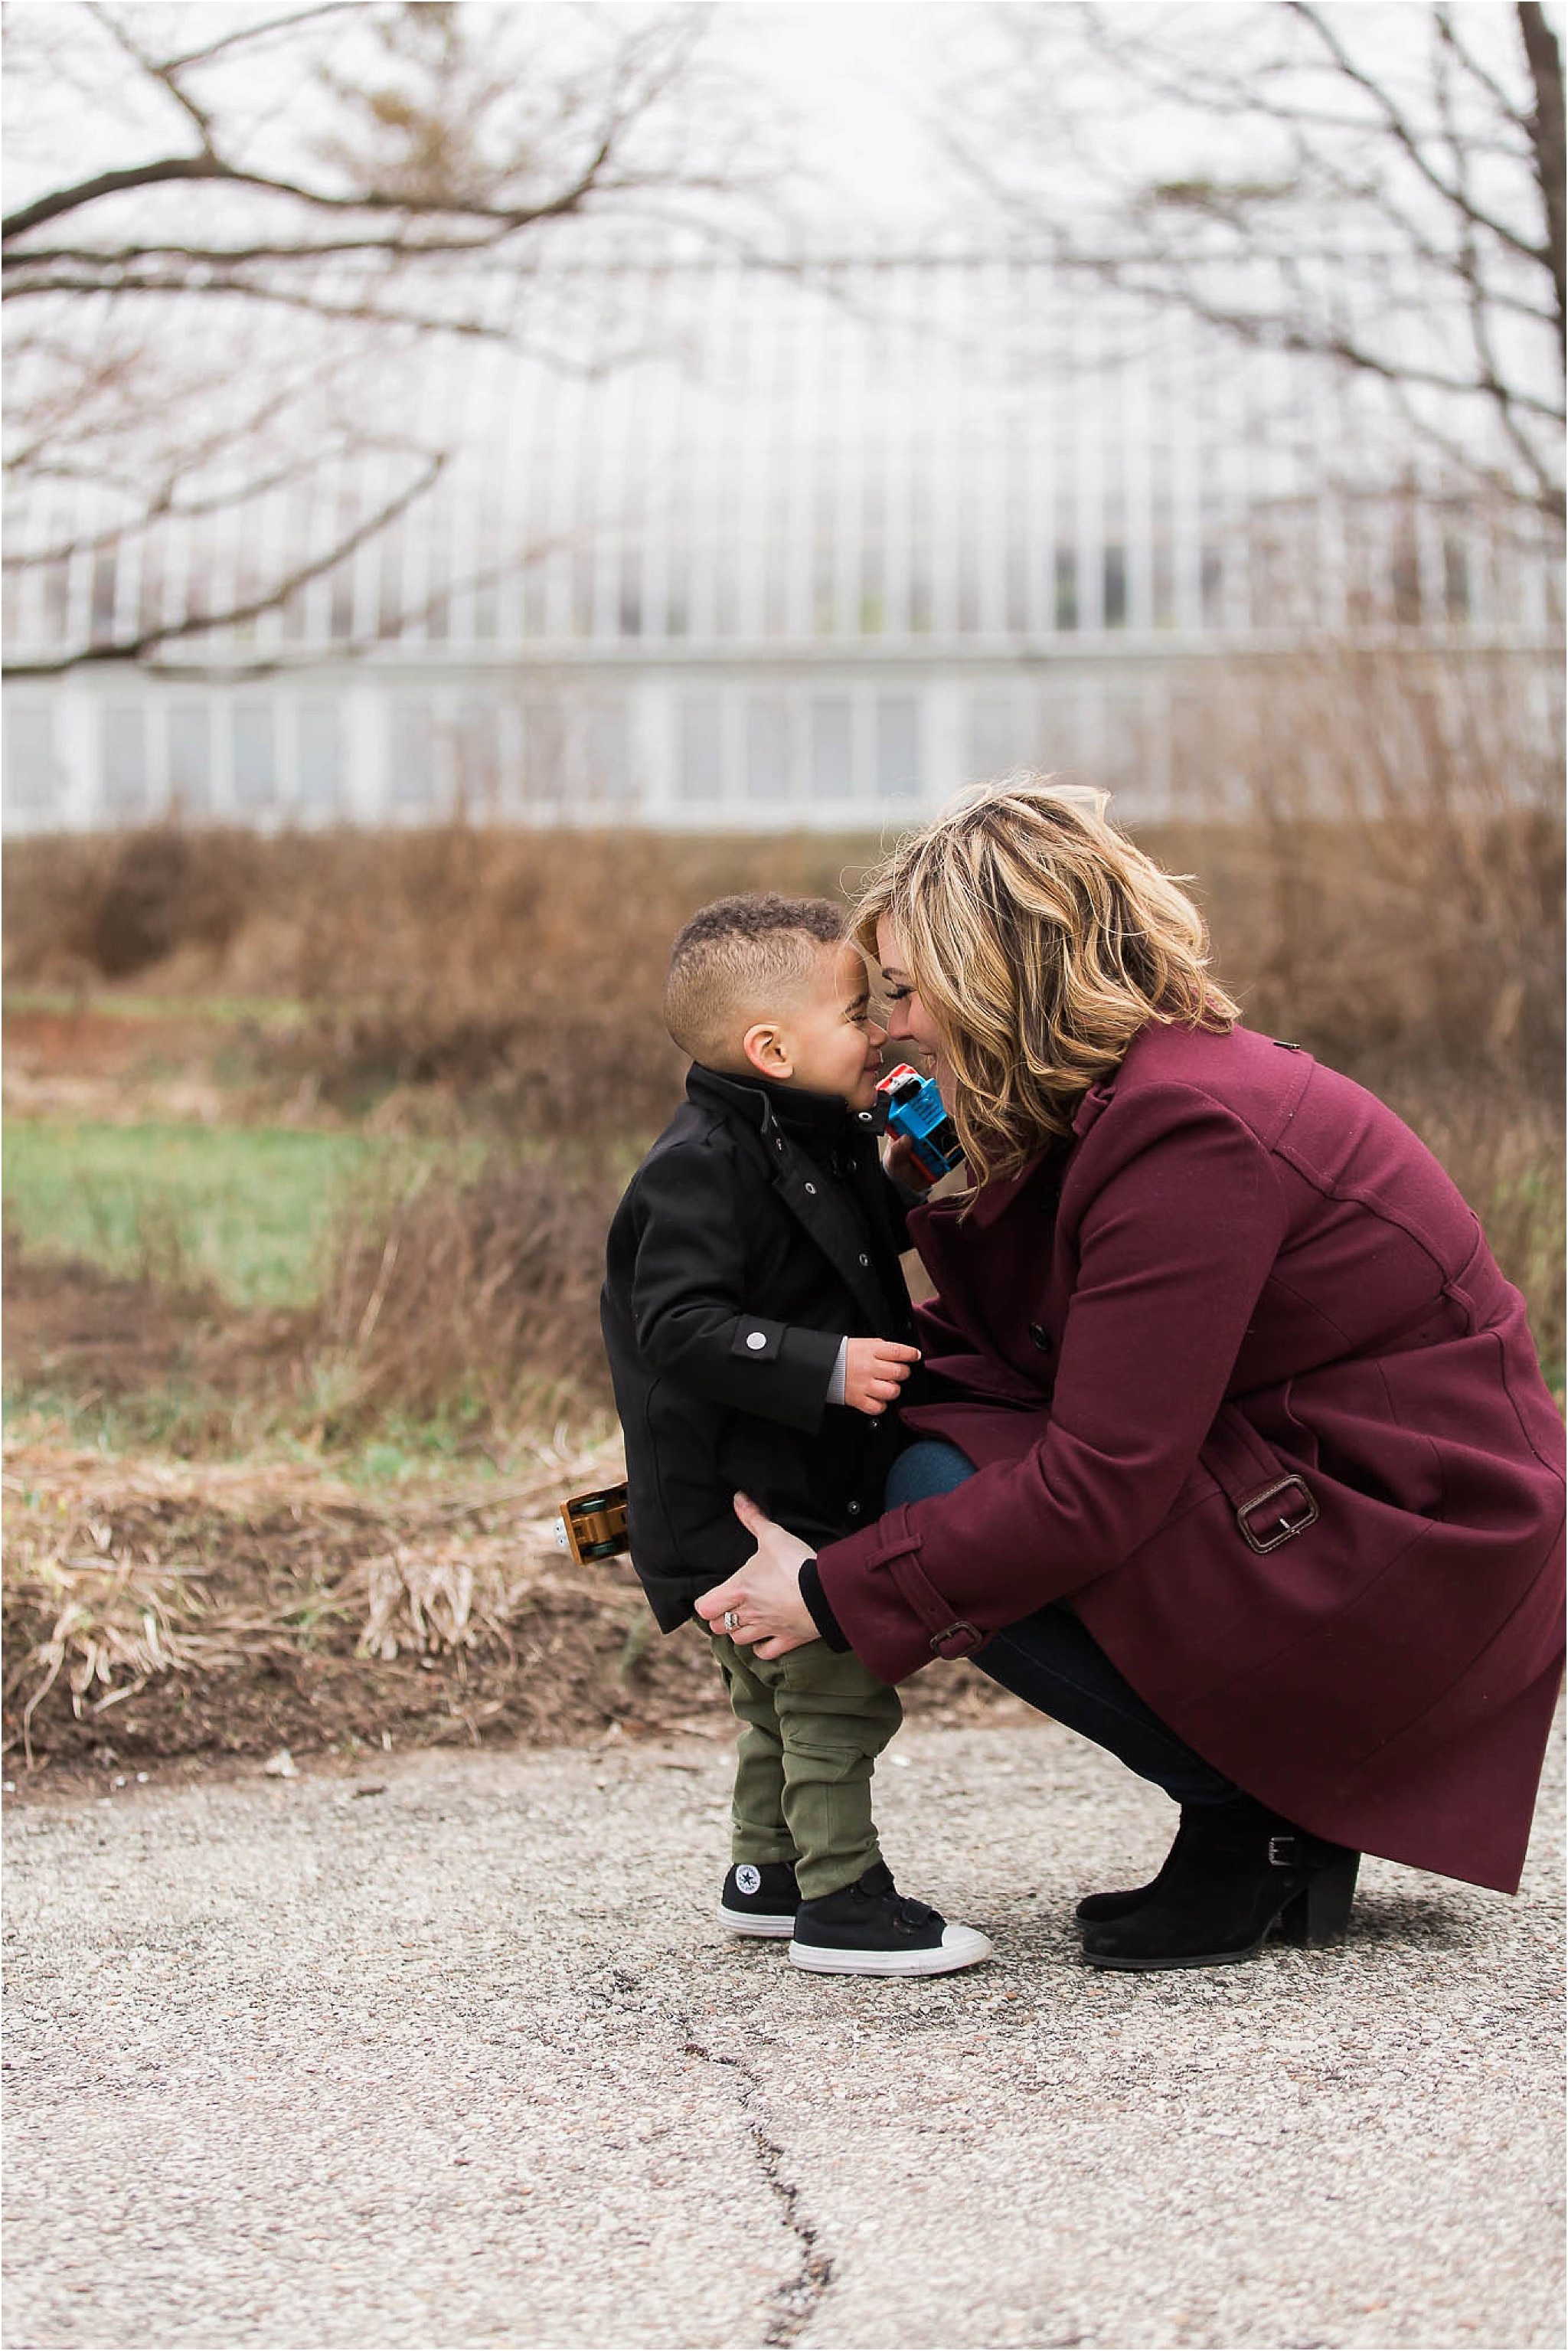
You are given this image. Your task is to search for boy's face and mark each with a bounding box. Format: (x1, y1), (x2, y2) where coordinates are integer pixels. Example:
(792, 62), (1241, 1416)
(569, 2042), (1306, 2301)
(743, 942), (887, 1110)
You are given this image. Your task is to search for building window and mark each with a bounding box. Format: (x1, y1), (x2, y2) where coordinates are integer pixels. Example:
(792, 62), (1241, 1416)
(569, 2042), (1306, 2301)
(298, 702), (341, 819)
(876, 697), (920, 802)
(969, 696), (1017, 782)
(449, 700), (499, 813)
(1103, 544), (1128, 629)
(1054, 548), (1078, 633)
(1443, 538), (1470, 623)
(390, 701), (433, 812)
(523, 701), (566, 809)
(5, 705), (59, 817)
(234, 703), (276, 813)
(103, 706), (149, 819)
(679, 698), (724, 803)
(90, 552), (119, 645)
(746, 698), (791, 809)
(168, 706), (211, 818)
(811, 698), (852, 805)
(588, 702), (632, 805)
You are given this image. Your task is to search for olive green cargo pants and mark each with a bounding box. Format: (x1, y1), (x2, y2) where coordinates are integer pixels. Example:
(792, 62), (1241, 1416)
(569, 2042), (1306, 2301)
(707, 1633), (903, 1902)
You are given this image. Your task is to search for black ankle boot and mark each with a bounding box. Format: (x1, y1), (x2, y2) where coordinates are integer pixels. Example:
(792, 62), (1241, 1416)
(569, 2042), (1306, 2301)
(1079, 1796), (1360, 1971)
(1075, 1808), (1196, 1924)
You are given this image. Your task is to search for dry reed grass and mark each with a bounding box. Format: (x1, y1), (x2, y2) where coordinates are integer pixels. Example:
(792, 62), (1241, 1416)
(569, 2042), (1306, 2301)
(2, 1434), (1015, 1766)
(1166, 646), (1563, 1094)
(1, 1433), (622, 1760)
(307, 1146), (625, 1434)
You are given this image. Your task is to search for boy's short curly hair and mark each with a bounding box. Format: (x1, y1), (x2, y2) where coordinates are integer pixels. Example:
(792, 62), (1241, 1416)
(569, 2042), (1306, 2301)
(664, 894), (847, 1069)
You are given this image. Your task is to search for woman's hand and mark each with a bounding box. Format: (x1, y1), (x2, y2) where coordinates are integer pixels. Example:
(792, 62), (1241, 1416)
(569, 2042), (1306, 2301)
(694, 1495), (821, 1659)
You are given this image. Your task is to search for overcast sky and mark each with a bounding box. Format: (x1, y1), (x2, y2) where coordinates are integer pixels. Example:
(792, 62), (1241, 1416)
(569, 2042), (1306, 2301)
(712, 2), (978, 227)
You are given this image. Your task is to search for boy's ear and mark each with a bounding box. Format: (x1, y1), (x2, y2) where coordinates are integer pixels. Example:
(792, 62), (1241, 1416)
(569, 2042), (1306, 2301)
(741, 1021), (793, 1081)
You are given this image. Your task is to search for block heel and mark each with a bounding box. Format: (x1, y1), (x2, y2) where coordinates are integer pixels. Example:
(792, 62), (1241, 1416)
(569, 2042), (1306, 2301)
(1277, 1847), (1361, 1947)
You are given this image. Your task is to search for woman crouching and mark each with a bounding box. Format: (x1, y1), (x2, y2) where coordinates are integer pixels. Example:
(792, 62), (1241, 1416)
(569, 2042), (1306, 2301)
(701, 779), (1566, 1971)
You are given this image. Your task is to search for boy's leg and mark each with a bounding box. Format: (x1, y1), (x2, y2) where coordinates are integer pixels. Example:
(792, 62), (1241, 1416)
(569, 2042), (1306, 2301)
(709, 1632), (795, 1867)
(772, 1646), (903, 1902)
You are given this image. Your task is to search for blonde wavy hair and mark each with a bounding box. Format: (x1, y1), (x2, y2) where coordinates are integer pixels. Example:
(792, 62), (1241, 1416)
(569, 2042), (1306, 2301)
(854, 777), (1240, 1190)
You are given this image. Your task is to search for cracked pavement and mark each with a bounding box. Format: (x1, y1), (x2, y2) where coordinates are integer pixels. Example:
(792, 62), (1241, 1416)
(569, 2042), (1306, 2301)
(4, 1719), (1563, 2350)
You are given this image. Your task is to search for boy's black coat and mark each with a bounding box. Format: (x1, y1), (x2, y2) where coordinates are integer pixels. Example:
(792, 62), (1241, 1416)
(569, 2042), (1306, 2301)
(601, 1064), (921, 1632)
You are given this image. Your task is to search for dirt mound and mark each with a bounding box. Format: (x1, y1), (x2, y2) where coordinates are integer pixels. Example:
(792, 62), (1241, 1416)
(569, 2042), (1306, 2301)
(4, 1249), (303, 1410)
(2, 1440), (1018, 1780)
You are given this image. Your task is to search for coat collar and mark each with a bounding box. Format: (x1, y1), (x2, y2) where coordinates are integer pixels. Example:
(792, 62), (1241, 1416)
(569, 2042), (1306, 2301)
(960, 1068), (1121, 1228)
(685, 1064), (895, 1327)
(685, 1062), (872, 1145)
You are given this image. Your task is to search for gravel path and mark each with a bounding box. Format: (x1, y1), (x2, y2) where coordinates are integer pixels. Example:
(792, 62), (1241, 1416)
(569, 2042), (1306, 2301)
(5, 1718), (1562, 2350)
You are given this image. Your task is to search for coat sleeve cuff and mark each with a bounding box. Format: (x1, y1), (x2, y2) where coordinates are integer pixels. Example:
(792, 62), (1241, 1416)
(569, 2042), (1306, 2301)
(812, 1512), (989, 1682)
(799, 1556), (850, 1650)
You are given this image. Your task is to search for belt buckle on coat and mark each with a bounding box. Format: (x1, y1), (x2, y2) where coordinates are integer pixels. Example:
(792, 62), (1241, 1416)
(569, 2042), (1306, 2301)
(1235, 1474), (1318, 1555)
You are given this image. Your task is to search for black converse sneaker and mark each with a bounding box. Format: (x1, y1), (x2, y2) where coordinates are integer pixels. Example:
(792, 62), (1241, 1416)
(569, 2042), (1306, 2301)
(717, 1861), (800, 1938)
(789, 1861), (992, 1977)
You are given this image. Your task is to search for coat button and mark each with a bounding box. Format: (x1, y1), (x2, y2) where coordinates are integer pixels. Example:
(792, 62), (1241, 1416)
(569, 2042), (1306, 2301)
(804, 1182), (817, 1195)
(1028, 1323), (1052, 1352)
(847, 1501), (861, 1517)
(858, 1253), (869, 1266)
(745, 1331), (767, 1351)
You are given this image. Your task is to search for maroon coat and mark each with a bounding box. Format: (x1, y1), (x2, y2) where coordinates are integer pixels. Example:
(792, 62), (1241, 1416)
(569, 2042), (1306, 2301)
(815, 1022), (1565, 1893)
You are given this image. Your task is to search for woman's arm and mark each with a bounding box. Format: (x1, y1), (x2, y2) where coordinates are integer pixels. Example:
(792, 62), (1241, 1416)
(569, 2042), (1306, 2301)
(809, 1085), (1292, 1682)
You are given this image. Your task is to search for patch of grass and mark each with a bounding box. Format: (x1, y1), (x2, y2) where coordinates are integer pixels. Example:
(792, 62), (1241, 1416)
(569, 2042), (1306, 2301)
(3, 1120), (386, 1306)
(3, 987), (309, 1027)
(0, 1385), (609, 1487)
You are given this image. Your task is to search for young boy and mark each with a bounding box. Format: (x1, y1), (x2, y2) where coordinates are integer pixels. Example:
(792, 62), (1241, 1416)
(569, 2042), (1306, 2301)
(600, 894), (991, 1977)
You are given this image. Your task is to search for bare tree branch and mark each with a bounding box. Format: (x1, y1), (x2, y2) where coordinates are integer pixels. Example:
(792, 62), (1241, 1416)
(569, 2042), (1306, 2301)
(86, 1), (217, 149)
(5, 157), (230, 245)
(2, 429), (434, 570)
(160, 4), (362, 77)
(1518, 1), (1566, 339)
(1435, 8), (1530, 133)
(948, 2), (1565, 518)
(2, 1), (768, 668)
(3, 453), (446, 678)
(1289, 4), (1549, 270)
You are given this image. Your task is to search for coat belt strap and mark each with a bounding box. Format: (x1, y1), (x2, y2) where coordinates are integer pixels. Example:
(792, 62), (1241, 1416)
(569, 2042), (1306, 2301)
(1204, 1403), (1319, 1556)
(884, 1545), (985, 1659)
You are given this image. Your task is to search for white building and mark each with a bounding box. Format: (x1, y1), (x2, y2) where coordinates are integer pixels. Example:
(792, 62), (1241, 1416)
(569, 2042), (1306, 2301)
(5, 244), (1561, 832)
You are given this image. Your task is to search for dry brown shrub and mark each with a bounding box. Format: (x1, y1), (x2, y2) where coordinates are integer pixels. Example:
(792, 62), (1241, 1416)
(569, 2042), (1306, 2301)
(307, 1146), (624, 1436)
(4, 826), (253, 986)
(1162, 646), (1563, 1097)
(7, 654), (1556, 1117)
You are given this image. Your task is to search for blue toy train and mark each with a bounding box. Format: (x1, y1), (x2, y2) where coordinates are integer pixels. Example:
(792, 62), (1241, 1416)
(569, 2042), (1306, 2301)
(875, 1062), (964, 1185)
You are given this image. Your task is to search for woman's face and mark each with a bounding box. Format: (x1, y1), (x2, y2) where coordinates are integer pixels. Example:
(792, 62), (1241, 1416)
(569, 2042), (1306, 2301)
(875, 917), (953, 1090)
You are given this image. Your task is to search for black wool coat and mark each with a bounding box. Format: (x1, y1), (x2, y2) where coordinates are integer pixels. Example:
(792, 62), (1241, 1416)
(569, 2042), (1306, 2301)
(601, 1065), (920, 1632)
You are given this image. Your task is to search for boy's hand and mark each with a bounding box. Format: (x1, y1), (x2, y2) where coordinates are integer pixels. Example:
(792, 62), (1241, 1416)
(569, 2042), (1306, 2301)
(883, 1134), (929, 1190)
(843, 1338), (920, 1416)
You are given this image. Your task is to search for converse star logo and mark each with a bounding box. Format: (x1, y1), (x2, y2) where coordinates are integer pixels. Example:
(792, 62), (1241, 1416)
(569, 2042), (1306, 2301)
(735, 1865), (762, 1896)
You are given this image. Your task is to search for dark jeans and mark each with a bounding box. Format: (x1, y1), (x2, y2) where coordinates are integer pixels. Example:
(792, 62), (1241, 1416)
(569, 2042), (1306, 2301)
(885, 1439), (1236, 1807)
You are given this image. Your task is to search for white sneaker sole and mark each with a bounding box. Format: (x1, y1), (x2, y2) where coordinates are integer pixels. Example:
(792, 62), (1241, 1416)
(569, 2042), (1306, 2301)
(789, 1924), (993, 1977)
(717, 1906), (797, 1939)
